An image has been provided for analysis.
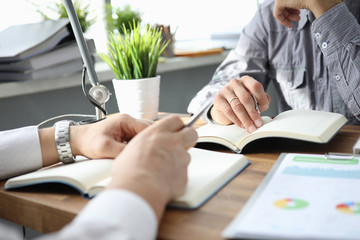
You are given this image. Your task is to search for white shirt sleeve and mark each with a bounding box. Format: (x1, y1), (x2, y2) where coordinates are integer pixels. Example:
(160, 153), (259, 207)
(39, 189), (158, 240)
(0, 126), (42, 180)
(0, 127), (158, 240)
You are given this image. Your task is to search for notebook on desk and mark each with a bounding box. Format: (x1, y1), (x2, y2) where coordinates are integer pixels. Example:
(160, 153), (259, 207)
(5, 148), (249, 209)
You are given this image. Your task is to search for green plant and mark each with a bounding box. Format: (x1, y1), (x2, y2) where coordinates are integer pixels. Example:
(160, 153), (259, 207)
(29, 0), (95, 33)
(106, 4), (142, 34)
(99, 23), (169, 80)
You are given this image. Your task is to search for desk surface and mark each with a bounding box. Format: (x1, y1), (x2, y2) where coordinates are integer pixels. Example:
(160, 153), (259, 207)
(0, 121), (359, 239)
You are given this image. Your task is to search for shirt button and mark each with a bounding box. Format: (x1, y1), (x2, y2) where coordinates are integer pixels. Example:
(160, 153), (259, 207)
(322, 42), (328, 49)
(335, 75), (340, 81)
(319, 78), (323, 83)
(315, 32), (321, 39)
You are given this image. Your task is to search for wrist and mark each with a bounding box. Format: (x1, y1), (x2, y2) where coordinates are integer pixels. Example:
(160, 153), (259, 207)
(38, 127), (58, 167)
(69, 125), (82, 156)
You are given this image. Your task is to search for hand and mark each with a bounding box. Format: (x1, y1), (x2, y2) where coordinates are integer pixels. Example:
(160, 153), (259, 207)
(106, 115), (198, 221)
(211, 76), (270, 133)
(70, 114), (151, 159)
(273, 0), (342, 27)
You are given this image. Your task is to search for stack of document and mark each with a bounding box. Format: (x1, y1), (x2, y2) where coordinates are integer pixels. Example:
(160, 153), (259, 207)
(0, 19), (95, 82)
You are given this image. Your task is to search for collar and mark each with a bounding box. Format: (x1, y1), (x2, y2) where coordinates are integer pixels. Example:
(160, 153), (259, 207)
(296, 9), (311, 30)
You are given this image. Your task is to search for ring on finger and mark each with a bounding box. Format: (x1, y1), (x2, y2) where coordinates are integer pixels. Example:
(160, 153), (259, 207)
(228, 97), (238, 104)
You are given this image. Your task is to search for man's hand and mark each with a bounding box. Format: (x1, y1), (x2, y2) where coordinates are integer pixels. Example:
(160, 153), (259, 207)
(106, 115), (198, 221)
(273, 0), (342, 27)
(211, 76), (270, 133)
(70, 114), (151, 159)
(39, 114), (151, 167)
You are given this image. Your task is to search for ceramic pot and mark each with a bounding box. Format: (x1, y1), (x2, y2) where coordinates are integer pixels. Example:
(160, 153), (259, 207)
(112, 76), (160, 120)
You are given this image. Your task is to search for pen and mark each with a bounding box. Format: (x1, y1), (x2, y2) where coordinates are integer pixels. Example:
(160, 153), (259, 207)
(184, 101), (212, 128)
(251, 94), (261, 114)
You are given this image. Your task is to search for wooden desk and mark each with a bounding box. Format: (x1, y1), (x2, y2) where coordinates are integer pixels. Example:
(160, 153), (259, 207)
(0, 123), (359, 239)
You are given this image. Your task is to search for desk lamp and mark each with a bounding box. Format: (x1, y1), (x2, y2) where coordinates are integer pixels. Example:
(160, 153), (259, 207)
(63, 0), (110, 121)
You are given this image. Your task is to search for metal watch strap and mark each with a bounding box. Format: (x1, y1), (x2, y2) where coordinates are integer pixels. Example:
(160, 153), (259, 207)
(54, 120), (75, 164)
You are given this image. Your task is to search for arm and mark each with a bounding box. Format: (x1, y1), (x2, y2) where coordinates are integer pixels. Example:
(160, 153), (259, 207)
(188, 6), (271, 132)
(0, 114), (150, 180)
(39, 114), (151, 167)
(312, 3), (360, 122)
(42, 115), (197, 240)
(273, 0), (342, 27)
(274, 0), (360, 122)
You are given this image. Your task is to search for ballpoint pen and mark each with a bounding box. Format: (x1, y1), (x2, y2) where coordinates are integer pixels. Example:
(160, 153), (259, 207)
(184, 101), (212, 128)
(251, 94), (261, 114)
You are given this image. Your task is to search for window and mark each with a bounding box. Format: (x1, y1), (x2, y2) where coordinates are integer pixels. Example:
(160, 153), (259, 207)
(0, 0), (259, 52)
(111, 0), (258, 40)
(0, 1), (42, 31)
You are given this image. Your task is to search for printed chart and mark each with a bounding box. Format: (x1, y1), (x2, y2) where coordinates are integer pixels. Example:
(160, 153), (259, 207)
(223, 153), (360, 240)
(274, 198), (309, 210)
(283, 156), (360, 179)
(336, 202), (360, 214)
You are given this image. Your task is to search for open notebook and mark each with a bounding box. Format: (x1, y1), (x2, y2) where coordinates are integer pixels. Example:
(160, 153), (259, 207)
(197, 109), (347, 153)
(5, 148), (249, 209)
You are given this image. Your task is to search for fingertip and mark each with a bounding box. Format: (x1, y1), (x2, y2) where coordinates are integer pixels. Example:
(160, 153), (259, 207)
(258, 94), (271, 112)
(254, 118), (263, 128)
(248, 125), (256, 133)
(182, 127), (198, 142)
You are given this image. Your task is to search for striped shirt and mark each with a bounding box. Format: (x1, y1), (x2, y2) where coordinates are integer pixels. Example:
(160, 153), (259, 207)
(188, 0), (360, 125)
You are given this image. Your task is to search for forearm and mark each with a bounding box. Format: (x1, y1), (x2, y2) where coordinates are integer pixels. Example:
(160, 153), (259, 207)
(38, 127), (59, 167)
(309, 0), (342, 18)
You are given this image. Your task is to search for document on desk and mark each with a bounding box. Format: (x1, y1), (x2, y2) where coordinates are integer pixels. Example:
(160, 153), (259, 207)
(223, 153), (360, 240)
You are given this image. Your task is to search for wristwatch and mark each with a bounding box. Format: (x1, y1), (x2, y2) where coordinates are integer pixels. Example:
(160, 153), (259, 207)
(54, 120), (76, 164)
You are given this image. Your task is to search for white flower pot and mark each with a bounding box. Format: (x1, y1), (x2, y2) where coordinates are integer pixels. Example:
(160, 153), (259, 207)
(112, 76), (160, 120)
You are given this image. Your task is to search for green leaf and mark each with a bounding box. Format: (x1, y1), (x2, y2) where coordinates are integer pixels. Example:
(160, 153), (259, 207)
(98, 22), (168, 80)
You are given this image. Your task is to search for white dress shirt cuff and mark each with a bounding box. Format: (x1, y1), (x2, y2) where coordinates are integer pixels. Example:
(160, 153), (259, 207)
(63, 189), (158, 240)
(0, 126), (42, 180)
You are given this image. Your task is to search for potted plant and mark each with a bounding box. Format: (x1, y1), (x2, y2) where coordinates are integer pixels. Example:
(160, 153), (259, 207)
(30, 0), (95, 33)
(98, 22), (168, 120)
(105, 4), (142, 35)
